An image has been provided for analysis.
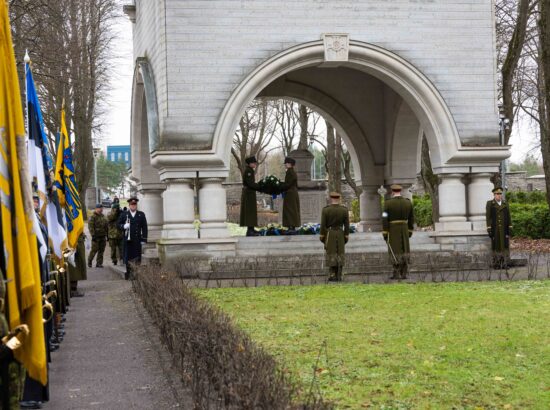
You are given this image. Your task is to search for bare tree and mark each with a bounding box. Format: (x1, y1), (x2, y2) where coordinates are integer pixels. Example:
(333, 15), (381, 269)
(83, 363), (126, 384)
(538, 0), (550, 204)
(420, 134), (439, 222)
(232, 99), (277, 174)
(10, 0), (118, 204)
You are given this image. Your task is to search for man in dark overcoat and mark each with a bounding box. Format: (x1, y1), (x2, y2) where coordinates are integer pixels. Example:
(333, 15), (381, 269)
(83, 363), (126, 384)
(280, 157), (300, 233)
(320, 192), (350, 282)
(486, 187), (512, 268)
(382, 184), (414, 279)
(240, 156), (261, 236)
(118, 197), (148, 280)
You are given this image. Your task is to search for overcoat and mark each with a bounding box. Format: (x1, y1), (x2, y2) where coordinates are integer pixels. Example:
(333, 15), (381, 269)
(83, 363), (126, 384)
(485, 199), (512, 252)
(118, 210), (148, 263)
(239, 165), (260, 227)
(68, 234), (87, 281)
(320, 204), (350, 267)
(280, 168), (300, 227)
(382, 196), (414, 257)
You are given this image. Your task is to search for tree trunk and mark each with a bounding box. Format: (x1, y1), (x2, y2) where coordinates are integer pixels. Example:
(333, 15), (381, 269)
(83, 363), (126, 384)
(298, 104), (308, 150)
(539, 0), (550, 207)
(420, 134), (439, 222)
(501, 0), (531, 145)
(326, 120), (337, 192)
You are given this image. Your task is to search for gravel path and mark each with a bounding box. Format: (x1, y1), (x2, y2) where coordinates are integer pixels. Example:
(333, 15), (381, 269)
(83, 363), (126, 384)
(44, 261), (192, 409)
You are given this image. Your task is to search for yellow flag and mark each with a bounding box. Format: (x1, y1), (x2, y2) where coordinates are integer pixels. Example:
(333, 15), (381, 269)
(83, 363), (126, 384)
(0, 2), (47, 385)
(54, 107), (84, 249)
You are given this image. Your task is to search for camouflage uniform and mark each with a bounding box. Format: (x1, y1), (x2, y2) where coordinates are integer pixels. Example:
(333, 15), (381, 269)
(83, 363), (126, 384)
(0, 272), (25, 409)
(107, 207), (123, 264)
(88, 211), (109, 267)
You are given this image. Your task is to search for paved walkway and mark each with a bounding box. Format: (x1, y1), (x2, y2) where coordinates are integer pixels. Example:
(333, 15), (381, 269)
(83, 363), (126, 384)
(44, 260), (191, 409)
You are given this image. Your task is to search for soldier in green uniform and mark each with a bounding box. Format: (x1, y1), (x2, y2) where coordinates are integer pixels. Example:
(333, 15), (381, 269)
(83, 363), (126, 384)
(69, 233), (87, 297)
(486, 187), (513, 269)
(87, 203), (108, 268)
(320, 192), (350, 282)
(108, 203), (123, 264)
(240, 156), (261, 236)
(280, 157), (300, 234)
(382, 184), (414, 279)
(0, 273), (27, 409)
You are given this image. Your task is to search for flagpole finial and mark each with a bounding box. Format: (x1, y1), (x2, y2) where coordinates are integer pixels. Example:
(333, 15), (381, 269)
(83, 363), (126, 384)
(24, 50), (31, 64)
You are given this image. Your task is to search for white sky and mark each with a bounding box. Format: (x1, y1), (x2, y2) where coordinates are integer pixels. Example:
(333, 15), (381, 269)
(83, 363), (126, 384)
(101, 16), (540, 166)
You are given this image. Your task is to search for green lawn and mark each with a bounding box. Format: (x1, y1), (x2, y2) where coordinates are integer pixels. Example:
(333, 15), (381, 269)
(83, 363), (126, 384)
(197, 281), (550, 409)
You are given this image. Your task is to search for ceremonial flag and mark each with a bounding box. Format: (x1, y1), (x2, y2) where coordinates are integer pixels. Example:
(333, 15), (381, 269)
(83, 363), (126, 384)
(54, 107), (84, 249)
(0, 2), (48, 385)
(25, 59), (68, 258)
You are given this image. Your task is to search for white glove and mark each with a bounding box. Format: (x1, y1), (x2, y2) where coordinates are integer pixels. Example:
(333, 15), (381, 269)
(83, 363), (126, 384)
(124, 223), (130, 229)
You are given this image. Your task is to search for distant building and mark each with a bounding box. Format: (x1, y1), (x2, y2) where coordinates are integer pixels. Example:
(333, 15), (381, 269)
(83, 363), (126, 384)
(106, 145), (131, 168)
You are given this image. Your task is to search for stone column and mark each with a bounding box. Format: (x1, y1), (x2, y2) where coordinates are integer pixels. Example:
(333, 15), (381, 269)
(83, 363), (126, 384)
(137, 184), (165, 241)
(198, 178), (230, 238)
(161, 179), (197, 240)
(435, 173), (471, 231)
(357, 185), (382, 232)
(467, 173), (493, 231)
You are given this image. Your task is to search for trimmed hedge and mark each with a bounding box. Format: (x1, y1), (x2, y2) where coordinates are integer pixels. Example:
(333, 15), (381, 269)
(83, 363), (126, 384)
(506, 190), (546, 204)
(133, 266), (332, 409)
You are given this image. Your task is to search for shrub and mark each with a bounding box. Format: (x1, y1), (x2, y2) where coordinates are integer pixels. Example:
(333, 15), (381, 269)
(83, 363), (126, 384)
(133, 266), (332, 409)
(506, 190), (546, 204)
(509, 203), (550, 239)
(350, 198), (360, 223)
(413, 194), (433, 227)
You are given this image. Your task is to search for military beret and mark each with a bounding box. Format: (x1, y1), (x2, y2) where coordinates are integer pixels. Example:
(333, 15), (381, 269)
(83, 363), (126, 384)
(390, 184), (402, 191)
(492, 187), (503, 194)
(245, 156), (257, 164)
(128, 197), (139, 204)
(329, 192), (341, 198)
(95, 203), (103, 208)
(284, 157), (296, 165)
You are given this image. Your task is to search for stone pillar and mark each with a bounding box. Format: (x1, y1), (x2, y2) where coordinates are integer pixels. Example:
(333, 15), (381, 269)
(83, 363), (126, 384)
(161, 179), (197, 240)
(435, 173), (471, 231)
(198, 178), (230, 238)
(357, 185), (382, 232)
(137, 184), (165, 241)
(468, 173), (493, 231)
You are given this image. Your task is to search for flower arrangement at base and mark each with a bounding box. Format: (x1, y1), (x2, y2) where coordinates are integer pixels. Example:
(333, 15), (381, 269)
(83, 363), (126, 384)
(258, 175), (282, 198)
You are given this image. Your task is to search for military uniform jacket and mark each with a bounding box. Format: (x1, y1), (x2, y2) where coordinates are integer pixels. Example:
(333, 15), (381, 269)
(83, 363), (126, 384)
(240, 165), (260, 227)
(107, 209), (123, 240)
(485, 199), (512, 252)
(320, 204), (350, 267)
(118, 210), (148, 263)
(280, 168), (301, 227)
(382, 196), (414, 256)
(68, 234), (87, 281)
(88, 212), (108, 239)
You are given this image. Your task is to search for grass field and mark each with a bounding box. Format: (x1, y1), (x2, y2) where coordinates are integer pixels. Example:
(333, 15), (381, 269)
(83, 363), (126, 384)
(198, 281), (550, 409)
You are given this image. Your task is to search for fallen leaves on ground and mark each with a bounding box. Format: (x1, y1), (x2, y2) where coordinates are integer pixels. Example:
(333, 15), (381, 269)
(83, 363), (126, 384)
(511, 238), (550, 253)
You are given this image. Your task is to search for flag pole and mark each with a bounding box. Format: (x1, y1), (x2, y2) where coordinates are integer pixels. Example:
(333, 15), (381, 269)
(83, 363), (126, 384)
(24, 50), (30, 139)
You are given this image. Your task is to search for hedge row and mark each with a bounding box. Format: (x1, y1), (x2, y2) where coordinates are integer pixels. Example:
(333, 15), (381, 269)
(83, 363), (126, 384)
(133, 266), (332, 409)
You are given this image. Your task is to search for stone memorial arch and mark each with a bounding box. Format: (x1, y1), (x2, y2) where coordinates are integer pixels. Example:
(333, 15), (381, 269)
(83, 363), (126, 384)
(124, 1), (509, 262)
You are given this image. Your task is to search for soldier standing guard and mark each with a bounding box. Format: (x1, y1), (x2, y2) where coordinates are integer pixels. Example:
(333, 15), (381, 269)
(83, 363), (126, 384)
(69, 234), (87, 297)
(320, 192), (350, 282)
(87, 204), (108, 268)
(240, 156), (261, 237)
(382, 185), (414, 279)
(280, 157), (300, 234)
(486, 187), (512, 269)
(107, 203), (123, 264)
(118, 197), (148, 280)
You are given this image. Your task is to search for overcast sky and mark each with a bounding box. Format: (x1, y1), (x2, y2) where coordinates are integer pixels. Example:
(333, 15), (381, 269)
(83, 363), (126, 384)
(101, 15), (540, 165)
